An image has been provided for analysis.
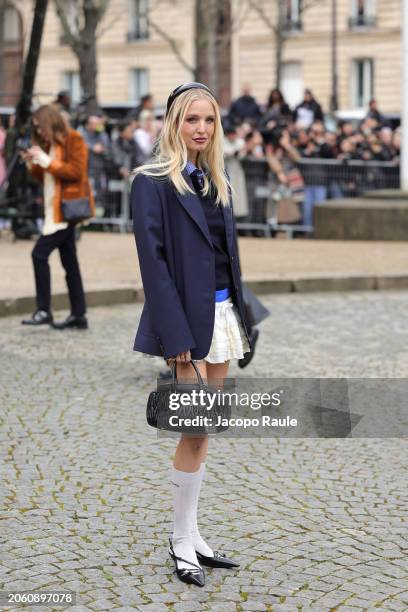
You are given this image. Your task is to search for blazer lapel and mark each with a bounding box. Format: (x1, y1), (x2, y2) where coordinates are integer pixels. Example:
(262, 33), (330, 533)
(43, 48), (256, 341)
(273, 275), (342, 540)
(222, 196), (234, 254)
(173, 170), (213, 248)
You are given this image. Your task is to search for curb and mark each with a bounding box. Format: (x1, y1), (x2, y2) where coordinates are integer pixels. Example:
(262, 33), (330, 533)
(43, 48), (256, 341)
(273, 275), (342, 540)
(0, 287), (145, 318)
(1, 275), (408, 318)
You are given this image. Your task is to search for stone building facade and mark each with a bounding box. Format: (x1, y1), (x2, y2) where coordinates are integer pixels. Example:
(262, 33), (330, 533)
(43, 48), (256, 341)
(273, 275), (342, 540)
(0, 0), (402, 114)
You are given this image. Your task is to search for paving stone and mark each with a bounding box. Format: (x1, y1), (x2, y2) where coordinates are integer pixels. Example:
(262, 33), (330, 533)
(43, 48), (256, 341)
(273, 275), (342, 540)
(1, 294), (407, 608)
(240, 600), (268, 611)
(173, 603), (209, 612)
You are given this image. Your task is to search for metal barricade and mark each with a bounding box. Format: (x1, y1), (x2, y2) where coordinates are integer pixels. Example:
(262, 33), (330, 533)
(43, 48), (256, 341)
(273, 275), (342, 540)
(297, 158), (400, 196)
(84, 158), (400, 237)
(88, 177), (131, 233)
(238, 157), (400, 237)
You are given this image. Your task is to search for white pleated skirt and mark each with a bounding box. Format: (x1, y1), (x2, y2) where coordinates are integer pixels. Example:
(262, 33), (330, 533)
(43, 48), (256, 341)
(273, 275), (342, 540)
(204, 297), (250, 364)
(141, 297), (250, 363)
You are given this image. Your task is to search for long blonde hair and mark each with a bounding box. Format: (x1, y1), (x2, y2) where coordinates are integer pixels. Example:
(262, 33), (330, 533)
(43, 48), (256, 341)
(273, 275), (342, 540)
(133, 88), (231, 206)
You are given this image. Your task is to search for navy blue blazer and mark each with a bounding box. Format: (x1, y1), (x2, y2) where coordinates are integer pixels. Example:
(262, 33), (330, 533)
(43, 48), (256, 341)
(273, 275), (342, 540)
(131, 168), (250, 360)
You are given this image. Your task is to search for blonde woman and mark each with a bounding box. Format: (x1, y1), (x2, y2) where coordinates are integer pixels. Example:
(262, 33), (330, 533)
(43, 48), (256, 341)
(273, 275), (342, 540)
(131, 83), (250, 587)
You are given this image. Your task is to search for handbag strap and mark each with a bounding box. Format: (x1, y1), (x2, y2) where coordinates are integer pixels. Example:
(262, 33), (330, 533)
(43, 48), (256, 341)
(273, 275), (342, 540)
(171, 360), (205, 390)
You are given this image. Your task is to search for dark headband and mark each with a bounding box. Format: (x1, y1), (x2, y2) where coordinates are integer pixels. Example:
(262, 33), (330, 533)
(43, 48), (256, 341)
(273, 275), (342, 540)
(166, 82), (213, 115)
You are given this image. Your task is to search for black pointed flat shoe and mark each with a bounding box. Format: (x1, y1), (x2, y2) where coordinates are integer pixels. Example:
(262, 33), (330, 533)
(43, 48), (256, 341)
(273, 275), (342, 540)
(196, 550), (240, 569)
(168, 537), (205, 587)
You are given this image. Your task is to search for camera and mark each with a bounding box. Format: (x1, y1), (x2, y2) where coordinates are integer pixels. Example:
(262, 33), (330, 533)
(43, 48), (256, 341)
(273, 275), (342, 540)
(16, 134), (32, 152)
(261, 124), (287, 148)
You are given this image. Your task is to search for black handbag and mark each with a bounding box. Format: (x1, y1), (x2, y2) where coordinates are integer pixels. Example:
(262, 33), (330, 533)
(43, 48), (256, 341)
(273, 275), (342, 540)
(60, 139), (93, 223)
(146, 360), (231, 434)
(61, 197), (92, 223)
(242, 284), (270, 329)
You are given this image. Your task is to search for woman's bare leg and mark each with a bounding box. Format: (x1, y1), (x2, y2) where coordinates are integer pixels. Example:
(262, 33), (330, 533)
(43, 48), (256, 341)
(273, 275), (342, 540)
(178, 359), (230, 558)
(206, 360), (230, 388)
(171, 360), (232, 565)
(170, 360), (209, 572)
(172, 360), (209, 471)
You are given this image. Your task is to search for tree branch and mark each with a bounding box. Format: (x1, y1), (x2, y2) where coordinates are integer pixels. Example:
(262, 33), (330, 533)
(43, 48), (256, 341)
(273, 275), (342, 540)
(53, 0), (81, 51)
(248, 0), (325, 33)
(96, 4), (122, 39)
(148, 18), (195, 75)
(247, 0), (277, 33)
(302, 0), (325, 11)
(95, 0), (110, 21)
(229, 0), (252, 35)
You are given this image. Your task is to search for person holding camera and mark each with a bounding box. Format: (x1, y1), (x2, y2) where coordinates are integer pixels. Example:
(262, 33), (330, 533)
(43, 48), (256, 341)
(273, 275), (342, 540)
(299, 121), (333, 226)
(262, 126), (304, 225)
(20, 104), (94, 329)
(112, 119), (146, 180)
(131, 83), (249, 587)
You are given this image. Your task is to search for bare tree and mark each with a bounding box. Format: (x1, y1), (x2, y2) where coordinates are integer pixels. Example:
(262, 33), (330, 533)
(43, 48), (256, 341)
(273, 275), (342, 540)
(248, 0), (325, 88)
(145, 0), (250, 102)
(53, 0), (111, 115)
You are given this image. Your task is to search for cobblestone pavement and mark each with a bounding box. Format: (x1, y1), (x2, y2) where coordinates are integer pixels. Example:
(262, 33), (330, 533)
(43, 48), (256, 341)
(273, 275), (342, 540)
(1, 291), (408, 612)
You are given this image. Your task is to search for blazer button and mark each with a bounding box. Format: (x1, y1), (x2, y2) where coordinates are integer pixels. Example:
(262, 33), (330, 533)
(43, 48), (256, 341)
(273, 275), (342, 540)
(230, 255), (234, 262)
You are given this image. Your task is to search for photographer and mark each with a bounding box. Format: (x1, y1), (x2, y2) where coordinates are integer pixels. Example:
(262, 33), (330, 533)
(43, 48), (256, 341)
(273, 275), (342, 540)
(223, 122), (249, 219)
(262, 126), (304, 225)
(20, 104), (94, 329)
(300, 121), (332, 226)
(81, 115), (112, 215)
(260, 88), (292, 130)
(112, 119), (146, 179)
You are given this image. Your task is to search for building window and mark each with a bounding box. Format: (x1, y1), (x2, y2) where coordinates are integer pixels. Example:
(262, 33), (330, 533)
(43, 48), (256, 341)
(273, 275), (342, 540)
(128, 0), (149, 41)
(281, 62), (303, 108)
(2, 5), (21, 42)
(0, 3), (23, 105)
(63, 71), (81, 105)
(349, 0), (376, 29)
(130, 69), (149, 104)
(283, 0), (303, 32)
(351, 59), (373, 109)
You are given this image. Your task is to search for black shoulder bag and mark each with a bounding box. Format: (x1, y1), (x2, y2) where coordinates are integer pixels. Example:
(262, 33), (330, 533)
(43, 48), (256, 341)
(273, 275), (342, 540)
(146, 360), (231, 434)
(60, 139), (92, 223)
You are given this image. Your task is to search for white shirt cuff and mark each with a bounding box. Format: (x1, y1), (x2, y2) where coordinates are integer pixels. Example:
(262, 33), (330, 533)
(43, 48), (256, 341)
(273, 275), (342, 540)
(32, 150), (51, 168)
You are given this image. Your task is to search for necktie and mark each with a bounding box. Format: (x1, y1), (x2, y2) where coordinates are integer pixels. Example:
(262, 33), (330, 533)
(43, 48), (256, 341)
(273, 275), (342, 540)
(190, 169), (205, 193)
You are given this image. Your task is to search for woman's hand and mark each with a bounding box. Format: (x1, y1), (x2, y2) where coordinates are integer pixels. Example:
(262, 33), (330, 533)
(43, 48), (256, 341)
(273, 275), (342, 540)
(176, 350), (191, 363)
(167, 350), (191, 366)
(26, 145), (44, 159)
(119, 167), (130, 179)
(19, 150), (33, 162)
(93, 143), (105, 154)
(279, 131), (291, 150)
(24, 145), (51, 169)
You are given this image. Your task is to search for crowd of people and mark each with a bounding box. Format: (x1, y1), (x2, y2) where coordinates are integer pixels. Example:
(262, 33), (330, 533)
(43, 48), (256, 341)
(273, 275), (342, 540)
(223, 87), (400, 226)
(225, 88), (400, 163)
(0, 87), (402, 230)
(75, 96), (160, 214)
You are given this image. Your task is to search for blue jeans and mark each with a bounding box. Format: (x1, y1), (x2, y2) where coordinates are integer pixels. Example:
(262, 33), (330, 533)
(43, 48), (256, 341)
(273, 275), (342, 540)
(303, 186), (327, 226)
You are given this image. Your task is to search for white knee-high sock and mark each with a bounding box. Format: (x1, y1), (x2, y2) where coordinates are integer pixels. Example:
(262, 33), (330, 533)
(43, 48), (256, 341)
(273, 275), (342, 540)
(171, 467), (201, 571)
(190, 462), (214, 557)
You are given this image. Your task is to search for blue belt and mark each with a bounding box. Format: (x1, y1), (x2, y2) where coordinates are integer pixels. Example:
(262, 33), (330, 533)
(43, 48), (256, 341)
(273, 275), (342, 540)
(215, 288), (230, 302)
